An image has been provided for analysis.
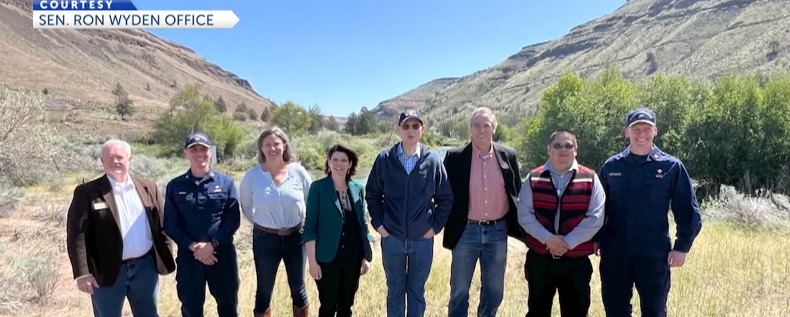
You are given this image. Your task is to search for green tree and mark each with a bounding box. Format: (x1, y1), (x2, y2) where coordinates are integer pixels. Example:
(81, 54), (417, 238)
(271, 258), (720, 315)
(347, 107), (377, 135)
(344, 112), (358, 134)
(515, 68), (790, 192)
(214, 95), (227, 113)
(260, 106), (272, 121)
(246, 107), (258, 121)
(325, 116), (339, 131)
(112, 83), (134, 120)
(152, 83), (247, 158)
(308, 104), (324, 133)
(269, 101), (311, 135)
(520, 68), (638, 171)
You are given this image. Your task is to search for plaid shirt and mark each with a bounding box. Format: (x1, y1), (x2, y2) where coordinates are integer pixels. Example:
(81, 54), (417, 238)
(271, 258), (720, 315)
(397, 143), (421, 174)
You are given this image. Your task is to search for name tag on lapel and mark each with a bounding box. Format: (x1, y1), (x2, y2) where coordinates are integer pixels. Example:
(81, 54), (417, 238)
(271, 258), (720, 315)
(93, 202), (108, 210)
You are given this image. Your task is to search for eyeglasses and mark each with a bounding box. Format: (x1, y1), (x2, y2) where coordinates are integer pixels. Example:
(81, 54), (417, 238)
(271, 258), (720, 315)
(401, 123), (421, 130)
(552, 143), (574, 150)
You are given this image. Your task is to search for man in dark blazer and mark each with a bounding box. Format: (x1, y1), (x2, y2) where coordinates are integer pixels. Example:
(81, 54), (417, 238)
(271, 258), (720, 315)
(66, 140), (176, 317)
(442, 107), (523, 317)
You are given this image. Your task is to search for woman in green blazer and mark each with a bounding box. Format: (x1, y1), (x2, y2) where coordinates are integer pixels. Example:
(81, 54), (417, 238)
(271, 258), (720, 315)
(304, 143), (374, 317)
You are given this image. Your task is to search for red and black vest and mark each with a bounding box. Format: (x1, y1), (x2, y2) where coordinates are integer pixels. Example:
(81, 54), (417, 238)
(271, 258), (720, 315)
(524, 164), (595, 257)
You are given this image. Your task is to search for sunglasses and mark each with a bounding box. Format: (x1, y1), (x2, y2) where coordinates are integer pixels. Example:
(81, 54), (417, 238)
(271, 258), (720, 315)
(552, 143), (574, 150)
(401, 123), (421, 130)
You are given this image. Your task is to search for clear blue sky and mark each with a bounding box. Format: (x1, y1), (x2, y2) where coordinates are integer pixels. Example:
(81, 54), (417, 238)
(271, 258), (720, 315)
(133, 0), (625, 117)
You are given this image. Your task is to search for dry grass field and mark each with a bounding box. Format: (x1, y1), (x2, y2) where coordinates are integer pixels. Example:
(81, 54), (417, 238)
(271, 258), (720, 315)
(1, 167), (789, 317)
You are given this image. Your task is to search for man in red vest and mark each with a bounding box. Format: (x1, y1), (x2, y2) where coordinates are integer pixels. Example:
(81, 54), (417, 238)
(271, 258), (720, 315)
(517, 129), (606, 317)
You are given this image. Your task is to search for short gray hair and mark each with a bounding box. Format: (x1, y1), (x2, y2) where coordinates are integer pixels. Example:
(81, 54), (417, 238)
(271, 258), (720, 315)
(469, 107), (497, 129)
(256, 127), (296, 164)
(101, 139), (131, 157)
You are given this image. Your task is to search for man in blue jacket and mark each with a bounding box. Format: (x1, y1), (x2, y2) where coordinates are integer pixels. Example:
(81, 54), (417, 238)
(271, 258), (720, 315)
(596, 108), (702, 317)
(163, 132), (241, 317)
(366, 109), (454, 317)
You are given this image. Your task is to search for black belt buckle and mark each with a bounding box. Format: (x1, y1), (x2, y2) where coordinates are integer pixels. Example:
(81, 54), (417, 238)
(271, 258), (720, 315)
(551, 254), (561, 260)
(469, 219), (497, 226)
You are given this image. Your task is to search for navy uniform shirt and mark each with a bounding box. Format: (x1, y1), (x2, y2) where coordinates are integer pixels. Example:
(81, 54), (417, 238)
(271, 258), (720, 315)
(163, 168), (241, 251)
(597, 145), (702, 257)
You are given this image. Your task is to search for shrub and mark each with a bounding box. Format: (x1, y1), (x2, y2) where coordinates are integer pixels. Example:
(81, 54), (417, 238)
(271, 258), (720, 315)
(130, 154), (173, 180)
(0, 182), (24, 217)
(33, 197), (68, 224)
(701, 185), (790, 231)
(11, 246), (61, 303)
(233, 111), (248, 121)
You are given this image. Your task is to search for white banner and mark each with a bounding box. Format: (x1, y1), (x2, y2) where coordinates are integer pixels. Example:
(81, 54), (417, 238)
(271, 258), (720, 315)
(33, 10), (240, 29)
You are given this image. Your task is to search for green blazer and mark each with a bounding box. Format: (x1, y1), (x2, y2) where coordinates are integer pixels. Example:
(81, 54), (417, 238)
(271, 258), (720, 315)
(303, 177), (373, 263)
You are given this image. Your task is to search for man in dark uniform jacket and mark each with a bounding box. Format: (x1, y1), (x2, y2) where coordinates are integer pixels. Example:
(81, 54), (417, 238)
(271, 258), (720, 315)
(163, 132), (242, 317)
(597, 108), (702, 317)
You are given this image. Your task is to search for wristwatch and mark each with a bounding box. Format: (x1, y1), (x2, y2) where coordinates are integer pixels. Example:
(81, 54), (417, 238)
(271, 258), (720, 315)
(210, 239), (219, 248)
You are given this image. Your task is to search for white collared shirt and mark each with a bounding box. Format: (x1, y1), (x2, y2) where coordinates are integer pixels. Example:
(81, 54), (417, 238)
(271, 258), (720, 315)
(108, 176), (153, 260)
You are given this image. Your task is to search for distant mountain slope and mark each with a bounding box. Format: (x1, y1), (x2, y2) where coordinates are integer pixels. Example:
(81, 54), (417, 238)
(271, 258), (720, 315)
(369, 77), (459, 121)
(0, 0), (276, 134)
(372, 0), (790, 125)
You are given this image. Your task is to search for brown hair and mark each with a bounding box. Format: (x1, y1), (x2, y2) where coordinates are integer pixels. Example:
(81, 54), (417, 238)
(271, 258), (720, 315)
(256, 127), (296, 164)
(324, 143), (359, 181)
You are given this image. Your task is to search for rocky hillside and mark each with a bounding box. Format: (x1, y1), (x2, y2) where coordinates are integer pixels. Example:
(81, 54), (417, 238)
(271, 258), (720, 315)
(372, 0), (790, 125)
(0, 0), (276, 134)
(370, 77), (459, 121)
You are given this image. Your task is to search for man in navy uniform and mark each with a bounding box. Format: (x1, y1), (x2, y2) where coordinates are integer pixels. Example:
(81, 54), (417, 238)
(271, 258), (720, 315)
(596, 108), (702, 317)
(163, 131), (241, 317)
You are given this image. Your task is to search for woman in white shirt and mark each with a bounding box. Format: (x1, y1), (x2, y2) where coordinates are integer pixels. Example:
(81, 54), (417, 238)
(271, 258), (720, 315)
(239, 127), (313, 317)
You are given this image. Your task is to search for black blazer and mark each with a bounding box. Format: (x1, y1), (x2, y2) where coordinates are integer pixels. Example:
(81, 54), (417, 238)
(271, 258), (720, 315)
(66, 175), (176, 287)
(441, 142), (524, 250)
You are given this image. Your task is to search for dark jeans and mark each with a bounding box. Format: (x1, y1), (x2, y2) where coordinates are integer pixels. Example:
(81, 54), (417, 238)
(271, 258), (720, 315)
(448, 220), (508, 317)
(91, 251), (160, 317)
(380, 234), (434, 317)
(600, 252), (671, 317)
(175, 245), (240, 317)
(315, 257), (363, 317)
(252, 227), (308, 314)
(524, 250), (593, 317)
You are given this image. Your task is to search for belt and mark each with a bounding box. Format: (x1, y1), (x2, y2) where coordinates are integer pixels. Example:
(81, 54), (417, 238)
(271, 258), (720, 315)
(255, 222), (304, 236)
(467, 218), (504, 226)
(121, 249), (153, 264)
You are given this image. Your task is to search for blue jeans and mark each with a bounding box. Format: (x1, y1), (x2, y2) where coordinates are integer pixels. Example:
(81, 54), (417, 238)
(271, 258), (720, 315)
(91, 251), (160, 317)
(380, 234), (434, 317)
(252, 227), (308, 314)
(448, 221), (508, 317)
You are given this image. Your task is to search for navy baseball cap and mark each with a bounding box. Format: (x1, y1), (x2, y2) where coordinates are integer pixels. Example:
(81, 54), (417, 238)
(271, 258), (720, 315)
(625, 108), (656, 128)
(184, 131), (212, 149)
(398, 109), (423, 125)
